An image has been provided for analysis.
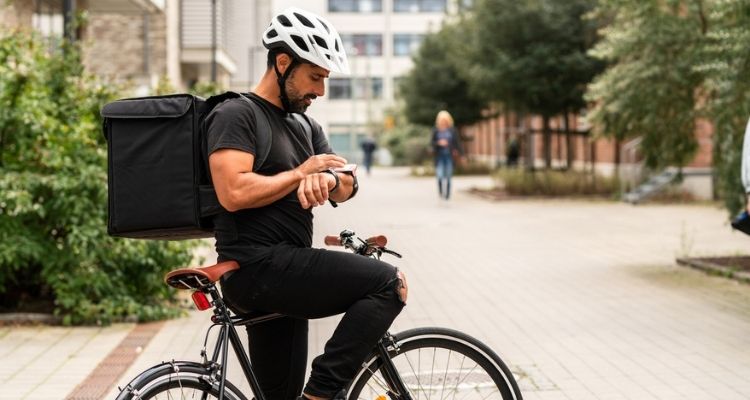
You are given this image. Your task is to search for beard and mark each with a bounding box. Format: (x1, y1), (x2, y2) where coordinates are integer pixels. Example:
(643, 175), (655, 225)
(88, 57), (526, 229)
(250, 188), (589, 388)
(285, 76), (316, 114)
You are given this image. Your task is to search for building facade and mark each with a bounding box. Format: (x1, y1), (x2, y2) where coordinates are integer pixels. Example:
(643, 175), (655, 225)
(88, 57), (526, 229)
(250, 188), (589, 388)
(267, 0), (459, 161)
(3, 0), (459, 161)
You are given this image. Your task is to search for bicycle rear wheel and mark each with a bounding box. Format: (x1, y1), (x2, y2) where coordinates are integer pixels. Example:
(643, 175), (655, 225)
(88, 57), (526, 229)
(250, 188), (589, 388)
(348, 327), (522, 400)
(115, 361), (247, 400)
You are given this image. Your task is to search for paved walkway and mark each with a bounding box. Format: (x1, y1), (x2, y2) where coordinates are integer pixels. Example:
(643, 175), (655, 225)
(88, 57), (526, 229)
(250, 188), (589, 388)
(2, 167), (750, 399)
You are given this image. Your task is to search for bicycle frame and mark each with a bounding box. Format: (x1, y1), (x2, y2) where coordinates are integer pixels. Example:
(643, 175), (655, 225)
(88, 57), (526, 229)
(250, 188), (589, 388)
(200, 284), (413, 400)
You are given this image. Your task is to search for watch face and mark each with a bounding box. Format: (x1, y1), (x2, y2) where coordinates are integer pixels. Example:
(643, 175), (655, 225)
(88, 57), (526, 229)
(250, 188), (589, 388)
(335, 163), (358, 175)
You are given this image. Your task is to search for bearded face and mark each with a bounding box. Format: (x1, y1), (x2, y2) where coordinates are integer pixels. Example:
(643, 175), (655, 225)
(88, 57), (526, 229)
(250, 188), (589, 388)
(285, 66), (318, 114)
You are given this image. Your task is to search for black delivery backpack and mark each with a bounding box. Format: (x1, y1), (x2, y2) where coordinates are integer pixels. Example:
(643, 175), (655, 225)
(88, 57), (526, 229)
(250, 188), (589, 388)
(100, 92), (286, 240)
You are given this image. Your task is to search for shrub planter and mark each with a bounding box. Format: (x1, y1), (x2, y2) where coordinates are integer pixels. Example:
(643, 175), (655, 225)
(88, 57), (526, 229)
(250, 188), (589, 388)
(676, 256), (750, 284)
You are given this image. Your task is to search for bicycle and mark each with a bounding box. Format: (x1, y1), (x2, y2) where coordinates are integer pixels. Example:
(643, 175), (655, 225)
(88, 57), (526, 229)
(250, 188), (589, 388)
(115, 230), (523, 400)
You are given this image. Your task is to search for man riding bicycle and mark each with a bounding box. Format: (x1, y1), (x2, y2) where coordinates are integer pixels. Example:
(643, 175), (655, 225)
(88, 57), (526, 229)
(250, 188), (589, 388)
(206, 7), (408, 400)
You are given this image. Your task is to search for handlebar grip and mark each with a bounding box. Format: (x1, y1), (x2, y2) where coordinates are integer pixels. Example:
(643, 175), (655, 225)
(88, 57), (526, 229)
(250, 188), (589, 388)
(365, 235), (387, 248)
(324, 235), (343, 246)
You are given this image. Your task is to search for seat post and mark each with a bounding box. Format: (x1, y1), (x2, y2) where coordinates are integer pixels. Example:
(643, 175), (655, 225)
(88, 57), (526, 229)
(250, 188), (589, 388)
(206, 285), (232, 324)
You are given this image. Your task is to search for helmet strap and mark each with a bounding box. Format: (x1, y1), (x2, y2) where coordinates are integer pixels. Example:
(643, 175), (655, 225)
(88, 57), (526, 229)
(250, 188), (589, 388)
(273, 57), (299, 113)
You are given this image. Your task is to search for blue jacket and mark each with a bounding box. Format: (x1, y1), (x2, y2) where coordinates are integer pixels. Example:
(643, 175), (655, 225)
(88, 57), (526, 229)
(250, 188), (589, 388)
(431, 127), (463, 158)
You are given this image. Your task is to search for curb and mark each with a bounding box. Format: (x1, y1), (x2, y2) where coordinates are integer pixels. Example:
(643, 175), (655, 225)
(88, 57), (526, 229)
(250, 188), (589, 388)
(0, 312), (61, 325)
(675, 257), (750, 284)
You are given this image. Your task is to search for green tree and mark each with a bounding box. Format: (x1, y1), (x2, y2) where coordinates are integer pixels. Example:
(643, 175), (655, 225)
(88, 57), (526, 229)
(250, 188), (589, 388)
(701, 0), (750, 215)
(0, 31), (196, 325)
(585, 0), (708, 171)
(469, 0), (603, 168)
(400, 21), (485, 128)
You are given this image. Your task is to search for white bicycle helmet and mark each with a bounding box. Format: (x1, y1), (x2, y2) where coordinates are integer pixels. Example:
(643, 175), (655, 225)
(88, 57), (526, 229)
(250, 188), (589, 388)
(263, 7), (350, 75)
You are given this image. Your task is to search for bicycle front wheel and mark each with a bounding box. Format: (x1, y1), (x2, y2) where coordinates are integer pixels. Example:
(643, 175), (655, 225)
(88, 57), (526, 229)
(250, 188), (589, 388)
(115, 361), (247, 400)
(348, 327), (522, 400)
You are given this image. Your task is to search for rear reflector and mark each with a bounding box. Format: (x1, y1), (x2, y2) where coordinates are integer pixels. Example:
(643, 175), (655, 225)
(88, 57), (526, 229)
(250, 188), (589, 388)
(192, 291), (211, 311)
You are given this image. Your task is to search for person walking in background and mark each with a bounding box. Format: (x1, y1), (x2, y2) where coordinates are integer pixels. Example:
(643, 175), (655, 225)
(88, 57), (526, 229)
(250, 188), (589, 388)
(431, 110), (463, 200)
(361, 136), (377, 175)
(506, 136), (520, 168)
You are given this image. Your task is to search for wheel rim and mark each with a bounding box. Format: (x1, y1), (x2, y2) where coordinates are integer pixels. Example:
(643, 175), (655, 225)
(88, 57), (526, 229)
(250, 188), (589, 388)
(135, 375), (241, 400)
(350, 341), (512, 400)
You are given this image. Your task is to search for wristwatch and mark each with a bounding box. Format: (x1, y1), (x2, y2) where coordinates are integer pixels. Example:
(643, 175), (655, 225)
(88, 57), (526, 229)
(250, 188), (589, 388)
(323, 169), (340, 193)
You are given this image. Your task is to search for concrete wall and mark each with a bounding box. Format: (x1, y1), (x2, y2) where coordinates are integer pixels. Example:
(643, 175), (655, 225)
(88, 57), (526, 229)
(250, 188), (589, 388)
(0, 1), (34, 31)
(81, 9), (167, 93)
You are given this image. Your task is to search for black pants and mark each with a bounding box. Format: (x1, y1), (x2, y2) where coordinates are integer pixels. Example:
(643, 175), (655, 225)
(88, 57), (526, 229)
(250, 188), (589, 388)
(220, 243), (405, 400)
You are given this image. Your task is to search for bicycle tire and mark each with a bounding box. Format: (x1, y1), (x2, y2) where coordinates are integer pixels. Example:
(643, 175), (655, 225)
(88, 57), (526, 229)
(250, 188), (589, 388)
(348, 327), (522, 400)
(115, 361), (248, 400)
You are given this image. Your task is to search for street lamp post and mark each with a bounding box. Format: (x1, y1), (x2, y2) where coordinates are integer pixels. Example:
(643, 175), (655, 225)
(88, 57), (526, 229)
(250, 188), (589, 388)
(62, 0), (76, 42)
(349, 48), (358, 162)
(211, 0), (217, 83)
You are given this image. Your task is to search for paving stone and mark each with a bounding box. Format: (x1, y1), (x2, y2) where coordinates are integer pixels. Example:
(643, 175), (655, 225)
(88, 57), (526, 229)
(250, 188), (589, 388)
(4, 168), (750, 400)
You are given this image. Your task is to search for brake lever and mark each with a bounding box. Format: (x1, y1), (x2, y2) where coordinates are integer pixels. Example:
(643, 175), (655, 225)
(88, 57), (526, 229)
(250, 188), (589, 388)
(381, 248), (402, 258)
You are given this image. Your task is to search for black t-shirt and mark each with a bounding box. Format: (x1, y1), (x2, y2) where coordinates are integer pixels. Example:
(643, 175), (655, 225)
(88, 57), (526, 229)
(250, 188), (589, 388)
(205, 93), (333, 259)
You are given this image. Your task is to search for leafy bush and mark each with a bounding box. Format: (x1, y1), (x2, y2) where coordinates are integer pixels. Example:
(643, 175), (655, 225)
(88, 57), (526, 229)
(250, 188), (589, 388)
(494, 169), (618, 197)
(189, 80), (225, 98)
(382, 119), (431, 166)
(0, 32), (197, 325)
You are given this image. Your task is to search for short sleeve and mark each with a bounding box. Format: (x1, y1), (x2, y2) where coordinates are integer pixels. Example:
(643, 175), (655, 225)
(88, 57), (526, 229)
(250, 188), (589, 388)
(206, 99), (257, 156)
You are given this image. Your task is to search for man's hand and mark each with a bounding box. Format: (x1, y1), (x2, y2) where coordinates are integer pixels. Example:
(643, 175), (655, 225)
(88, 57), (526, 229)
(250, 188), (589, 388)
(297, 173), (337, 209)
(296, 154), (347, 177)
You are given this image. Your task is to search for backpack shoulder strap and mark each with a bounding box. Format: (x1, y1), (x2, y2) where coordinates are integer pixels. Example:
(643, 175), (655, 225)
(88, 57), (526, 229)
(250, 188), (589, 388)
(292, 112), (314, 152)
(232, 92), (272, 171)
(200, 91), (273, 182)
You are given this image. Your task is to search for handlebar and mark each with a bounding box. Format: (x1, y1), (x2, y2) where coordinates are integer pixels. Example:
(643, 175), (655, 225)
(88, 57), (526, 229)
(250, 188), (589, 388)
(323, 230), (401, 259)
(324, 234), (387, 247)
(324, 235), (342, 246)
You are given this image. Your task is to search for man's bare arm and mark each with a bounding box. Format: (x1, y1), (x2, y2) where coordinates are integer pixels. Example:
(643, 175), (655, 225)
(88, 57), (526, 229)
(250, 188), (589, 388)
(210, 149), (347, 211)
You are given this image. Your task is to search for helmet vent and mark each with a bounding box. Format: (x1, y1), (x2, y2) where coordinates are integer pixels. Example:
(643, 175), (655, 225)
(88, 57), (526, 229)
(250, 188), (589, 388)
(267, 29), (278, 39)
(318, 19), (330, 33)
(277, 15), (292, 27)
(326, 54), (331, 60)
(291, 35), (309, 52)
(294, 13), (315, 28)
(313, 35), (328, 49)
(334, 39), (340, 52)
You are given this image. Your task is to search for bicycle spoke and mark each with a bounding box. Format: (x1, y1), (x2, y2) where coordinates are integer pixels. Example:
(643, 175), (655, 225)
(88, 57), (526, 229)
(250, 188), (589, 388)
(452, 364), (484, 400)
(349, 330), (520, 400)
(439, 350), (453, 400)
(403, 347), (429, 400)
(417, 348), (422, 400)
(478, 386), (500, 400)
(448, 355), (468, 400)
(364, 365), (390, 394)
(428, 347), (436, 400)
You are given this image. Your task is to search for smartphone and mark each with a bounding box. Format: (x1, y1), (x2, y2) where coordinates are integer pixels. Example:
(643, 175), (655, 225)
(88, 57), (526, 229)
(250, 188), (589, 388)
(334, 164), (358, 174)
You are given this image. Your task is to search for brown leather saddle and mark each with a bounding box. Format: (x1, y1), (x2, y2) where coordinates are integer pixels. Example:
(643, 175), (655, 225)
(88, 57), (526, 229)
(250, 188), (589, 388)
(164, 260), (239, 290)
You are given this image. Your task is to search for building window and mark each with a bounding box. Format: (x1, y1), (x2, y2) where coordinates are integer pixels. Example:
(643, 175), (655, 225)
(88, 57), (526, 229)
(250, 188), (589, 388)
(329, 78), (352, 99)
(329, 78), (384, 99)
(393, 0), (446, 12)
(393, 34), (424, 56)
(341, 34), (383, 56)
(329, 0), (383, 12)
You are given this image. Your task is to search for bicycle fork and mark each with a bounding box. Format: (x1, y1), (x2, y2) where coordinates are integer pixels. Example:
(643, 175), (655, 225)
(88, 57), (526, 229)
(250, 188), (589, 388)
(371, 333), (414, 400)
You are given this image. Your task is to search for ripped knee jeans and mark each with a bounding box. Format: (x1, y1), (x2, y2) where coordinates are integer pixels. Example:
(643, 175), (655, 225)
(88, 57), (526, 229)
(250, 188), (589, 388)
(220, 243), (406, 400)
